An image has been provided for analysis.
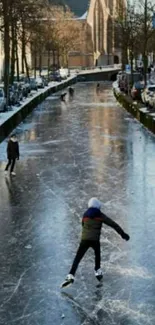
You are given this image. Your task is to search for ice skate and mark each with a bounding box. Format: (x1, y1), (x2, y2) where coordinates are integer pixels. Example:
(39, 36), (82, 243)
(95, 269), (103, 281)
(61, 274), (74, 288)
(11, 172), (16, 176)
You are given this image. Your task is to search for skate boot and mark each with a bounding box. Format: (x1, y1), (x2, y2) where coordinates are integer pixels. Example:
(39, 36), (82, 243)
(95, 269), (103, 281)
(61, 274), (74, 288)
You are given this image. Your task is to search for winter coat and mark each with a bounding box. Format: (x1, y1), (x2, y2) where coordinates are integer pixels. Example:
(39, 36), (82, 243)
(81, 207), (126, 241)
(7, 138), (19, 159)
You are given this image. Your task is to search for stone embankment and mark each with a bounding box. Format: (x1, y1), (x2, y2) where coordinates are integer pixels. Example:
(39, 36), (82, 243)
(0, 76), (76, 143)
(113, 82), (155, 134)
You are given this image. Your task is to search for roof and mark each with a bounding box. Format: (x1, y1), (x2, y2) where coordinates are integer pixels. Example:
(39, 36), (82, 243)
(63, 0), (89, 17)
(49, 0), (89, 17)
(78, 11), (88, 20)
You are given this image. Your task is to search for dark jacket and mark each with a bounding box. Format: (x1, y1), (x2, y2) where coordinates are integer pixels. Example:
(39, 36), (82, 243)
(81, 207), (127, 241)
(7, 138), (19, 160)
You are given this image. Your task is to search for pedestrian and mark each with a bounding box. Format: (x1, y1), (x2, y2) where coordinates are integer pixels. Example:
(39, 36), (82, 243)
(61, 197), (130, 288)
(5, 134), (20, 176)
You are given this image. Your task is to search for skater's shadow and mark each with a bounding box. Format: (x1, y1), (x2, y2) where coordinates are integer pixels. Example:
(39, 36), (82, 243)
(61, 291), (100, 324)
(61, 291), (74, 300)
(96, 282), (103, 289)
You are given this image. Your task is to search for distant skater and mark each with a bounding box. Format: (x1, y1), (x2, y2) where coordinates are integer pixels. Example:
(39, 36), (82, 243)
(68, 87), (74, 97)
(60, 93), (67, 102)
(96, 83), (100, 91)
(5, 134), (20, 176)
(61, 197), (130, 288)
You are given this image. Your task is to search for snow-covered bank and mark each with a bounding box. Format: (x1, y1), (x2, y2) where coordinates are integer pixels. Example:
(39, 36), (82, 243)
(0, 76), (76, 142)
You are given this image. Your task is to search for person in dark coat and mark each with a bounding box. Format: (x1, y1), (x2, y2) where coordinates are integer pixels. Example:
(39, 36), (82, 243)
(5, 134), (20, 176)
(60, 93), (67, 102)
(61, 197), (130, 288)
(68, 87), (74, 97)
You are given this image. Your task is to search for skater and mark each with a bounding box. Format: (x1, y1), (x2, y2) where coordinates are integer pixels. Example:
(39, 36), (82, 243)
(60, 92), (67, 102)
(61, 197), (130, 288)
(5, 134), (20, 176)
(96, 83), (100, 91)
(68, 87), (74, 96)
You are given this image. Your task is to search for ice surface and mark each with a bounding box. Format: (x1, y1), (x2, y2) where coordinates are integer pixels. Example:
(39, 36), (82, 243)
(0, 82), (155, 324)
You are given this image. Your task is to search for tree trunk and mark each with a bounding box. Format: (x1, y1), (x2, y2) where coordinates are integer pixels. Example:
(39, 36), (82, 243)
(143, 0), (148, 86)
(3, 1), (10, 106)
(21, 24), (26, 74)
(130, 49), (134, 87)
(10, 21), (16, 84)
(57, 49), (60, 68)
(39, 52), (42, 76)
(48, 49), (50, 80)
(34, 49), (37, 79)
(24, 54), (29, 80)
(121, 45), (128, 71)
(15, 38), (19, 82)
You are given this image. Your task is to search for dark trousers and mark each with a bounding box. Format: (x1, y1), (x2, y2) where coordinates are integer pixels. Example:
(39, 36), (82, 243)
(69, 240), (101, 276)
(5, 158), (16, 172)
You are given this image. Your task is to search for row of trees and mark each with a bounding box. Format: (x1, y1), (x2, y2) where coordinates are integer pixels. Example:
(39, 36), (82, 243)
(115, 0), (155, 85)
(0, 0), (80, 103)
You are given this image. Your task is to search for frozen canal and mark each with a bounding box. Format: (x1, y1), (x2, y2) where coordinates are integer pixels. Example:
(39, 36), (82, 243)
(0, 82), (155, 325)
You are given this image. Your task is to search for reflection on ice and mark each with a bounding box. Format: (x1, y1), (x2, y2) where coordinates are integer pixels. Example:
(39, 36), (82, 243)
(42, 139), (67, 145)
(92, 298), (154, 325)
(112, 265), (152, 279)
(45, 96), (60, 100)
(78, 102), (117, 107)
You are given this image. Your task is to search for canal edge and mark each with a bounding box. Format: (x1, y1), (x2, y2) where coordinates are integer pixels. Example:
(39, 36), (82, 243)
(0, 76), (77, 143)
(113, 82), (155, 135)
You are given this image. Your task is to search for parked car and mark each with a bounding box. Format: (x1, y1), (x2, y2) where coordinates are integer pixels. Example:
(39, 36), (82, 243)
(24, 78), (31, 94)
(9, 84), (21, 105)
(29, 77), (38, 91)
(147, 93), (155, 109)
(49, 71), (62, 82)
(18, 82), (29, 98)
(131, 81), (145, 100)
(141, 84), (155, 105)
(118, 72), (126, 91)
(0, 88), (6, 111)
(124, 72), (142, 94)
(41, 76), (48, 87)
(118, 71), (142, 94)
(59, 68), (69, 80)
(36, 77), (44, 88)
(117, 71), (124, 82)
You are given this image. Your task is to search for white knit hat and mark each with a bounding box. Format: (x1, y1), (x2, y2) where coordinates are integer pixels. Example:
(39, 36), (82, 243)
(88, 197), (103, 210)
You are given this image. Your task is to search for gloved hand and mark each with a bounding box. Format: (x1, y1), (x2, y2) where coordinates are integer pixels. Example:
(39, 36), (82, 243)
(122, 232), (130, 241)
